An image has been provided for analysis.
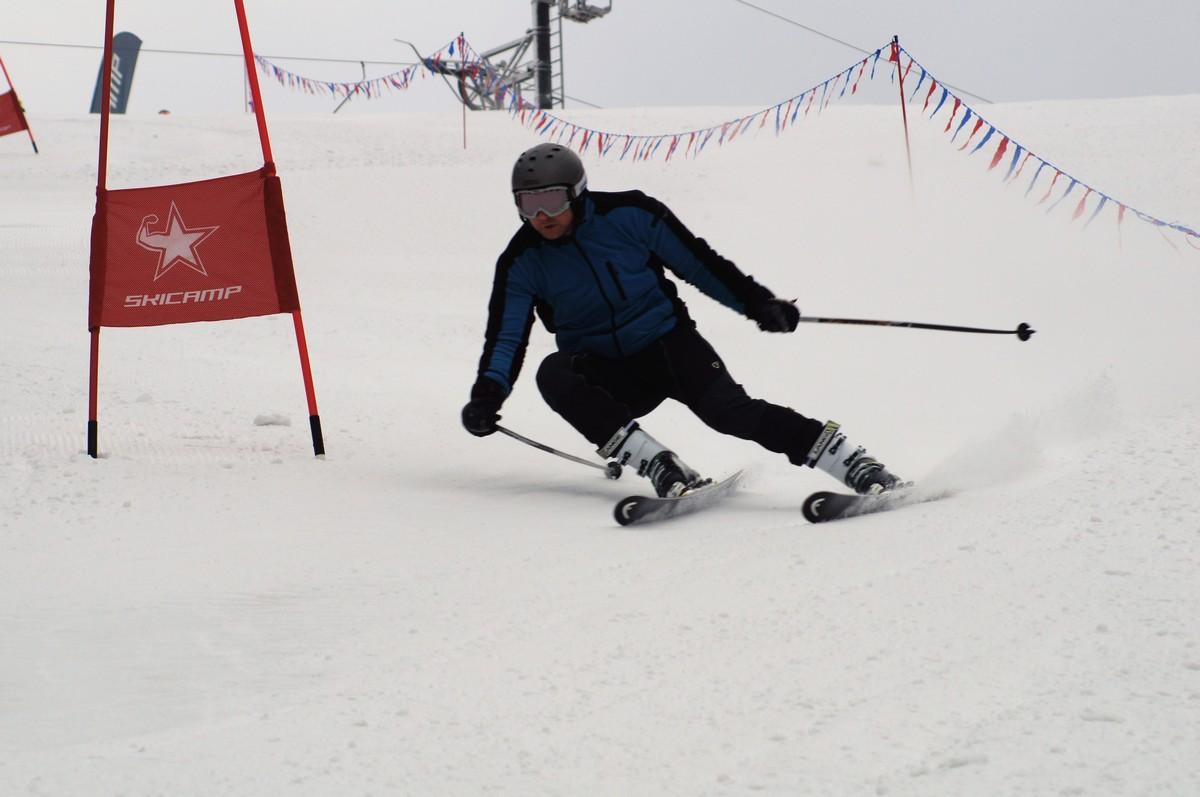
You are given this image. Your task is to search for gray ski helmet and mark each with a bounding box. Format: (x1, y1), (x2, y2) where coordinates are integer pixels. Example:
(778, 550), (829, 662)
(511, 143), (587, 198)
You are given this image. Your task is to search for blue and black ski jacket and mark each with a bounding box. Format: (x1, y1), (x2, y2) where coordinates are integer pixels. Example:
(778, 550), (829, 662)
(475, 190), (775, 395)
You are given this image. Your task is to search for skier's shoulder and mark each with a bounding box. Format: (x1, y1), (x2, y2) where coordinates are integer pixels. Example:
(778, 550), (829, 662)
(496, 222), (543, 269)
(587, 189), (668, 219)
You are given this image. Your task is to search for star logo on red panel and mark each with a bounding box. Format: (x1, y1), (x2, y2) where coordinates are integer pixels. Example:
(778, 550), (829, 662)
(136, 202), (219, 281)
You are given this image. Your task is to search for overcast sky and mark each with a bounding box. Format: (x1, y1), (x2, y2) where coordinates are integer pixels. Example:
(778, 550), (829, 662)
(1, 0), (1197, 116)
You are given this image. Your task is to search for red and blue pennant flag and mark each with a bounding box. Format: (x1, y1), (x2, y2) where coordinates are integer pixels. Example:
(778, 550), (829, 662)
(896, 46), (1199, 253)
(248, 31), (1200, 254)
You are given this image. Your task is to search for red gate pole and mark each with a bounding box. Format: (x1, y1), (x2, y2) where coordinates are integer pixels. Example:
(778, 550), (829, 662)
(88, 0), (118, 458)
(290, 311), (324, 455)
(233, 0), (273, 167)
(88, 328), (101, 457)
(891, 36), (914, 197)
(233, 0), (325, 456)
(0, 53), (38, 154)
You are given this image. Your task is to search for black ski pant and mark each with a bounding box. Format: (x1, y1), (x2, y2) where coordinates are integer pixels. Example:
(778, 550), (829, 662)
(535, 323), (824, 464)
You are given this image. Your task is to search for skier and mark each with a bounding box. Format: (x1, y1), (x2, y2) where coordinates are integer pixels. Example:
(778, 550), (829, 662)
(462, 142), (903, 499)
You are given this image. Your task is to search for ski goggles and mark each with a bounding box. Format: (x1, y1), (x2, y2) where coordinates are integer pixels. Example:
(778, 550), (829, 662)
(514, 186), (572, 220)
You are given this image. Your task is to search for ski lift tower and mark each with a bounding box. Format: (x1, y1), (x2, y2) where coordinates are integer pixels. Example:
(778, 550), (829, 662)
(431, 1), (611, 110)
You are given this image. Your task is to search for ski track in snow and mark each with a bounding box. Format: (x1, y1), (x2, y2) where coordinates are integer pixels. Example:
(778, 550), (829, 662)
(2, 101), (1200, 795)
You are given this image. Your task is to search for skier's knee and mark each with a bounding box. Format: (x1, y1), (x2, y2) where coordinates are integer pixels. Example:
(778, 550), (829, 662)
(698, 403), (745, 436)
(536, 351), (575, 402)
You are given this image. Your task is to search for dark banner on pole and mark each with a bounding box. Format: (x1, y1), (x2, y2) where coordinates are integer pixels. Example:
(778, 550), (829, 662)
(90, 31), (142, 114)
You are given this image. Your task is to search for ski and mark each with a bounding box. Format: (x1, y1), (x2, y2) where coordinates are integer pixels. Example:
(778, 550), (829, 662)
(802, 485), (949, 523)
(614, 470), (744, 526)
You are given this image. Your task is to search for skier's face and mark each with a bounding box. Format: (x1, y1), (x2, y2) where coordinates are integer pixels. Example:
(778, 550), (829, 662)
(529, 206), (574, 240)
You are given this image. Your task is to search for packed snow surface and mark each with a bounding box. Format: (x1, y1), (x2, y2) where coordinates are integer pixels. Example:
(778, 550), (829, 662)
(3, 97), (1199, 795)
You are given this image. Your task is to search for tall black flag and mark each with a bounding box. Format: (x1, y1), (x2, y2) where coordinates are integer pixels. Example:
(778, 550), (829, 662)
(90, 32), (142, 114)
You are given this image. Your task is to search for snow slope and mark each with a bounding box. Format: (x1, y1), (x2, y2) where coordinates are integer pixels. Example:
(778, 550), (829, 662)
(2, 96), (1199, 795)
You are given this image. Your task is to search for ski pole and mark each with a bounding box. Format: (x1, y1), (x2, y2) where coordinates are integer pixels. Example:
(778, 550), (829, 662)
(496, 424), (623, 479)
(798, 316), (1035, 341)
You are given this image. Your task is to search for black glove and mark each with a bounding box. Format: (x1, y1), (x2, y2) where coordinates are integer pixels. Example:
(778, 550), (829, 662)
(751, 297), (800, 333)
(461, 377), (506, 437)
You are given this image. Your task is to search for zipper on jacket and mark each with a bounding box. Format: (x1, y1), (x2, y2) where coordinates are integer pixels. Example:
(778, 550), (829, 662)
(604, 261), (628, 300)
(571, 239), (625, 357)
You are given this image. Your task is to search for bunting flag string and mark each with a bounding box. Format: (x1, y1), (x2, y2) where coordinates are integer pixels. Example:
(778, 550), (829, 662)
(251, 33), (1197, 253)
(505, 42), (894, 163)
(896, 46), (1199, 252)
(252, 35), (464, 100)
(253, 33), (892, 163)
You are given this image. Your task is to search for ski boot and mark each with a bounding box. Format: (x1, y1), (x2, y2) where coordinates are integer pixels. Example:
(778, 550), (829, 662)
(805, 420), (904, 495)
(600, 422), (709, 498)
